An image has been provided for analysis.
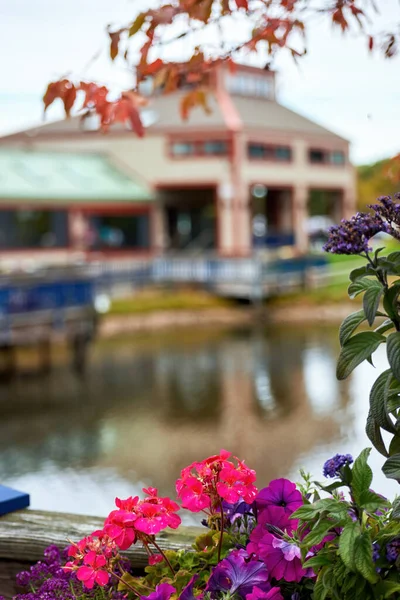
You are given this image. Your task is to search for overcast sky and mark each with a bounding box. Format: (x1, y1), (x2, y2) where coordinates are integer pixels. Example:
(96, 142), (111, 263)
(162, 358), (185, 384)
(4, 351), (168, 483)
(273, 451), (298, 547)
(0, 0), (399, 165)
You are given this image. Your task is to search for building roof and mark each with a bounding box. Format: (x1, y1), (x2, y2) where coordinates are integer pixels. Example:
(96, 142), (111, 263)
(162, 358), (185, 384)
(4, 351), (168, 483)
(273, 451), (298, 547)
(0, 150), (155, 204)
(0, 92), (348, 142)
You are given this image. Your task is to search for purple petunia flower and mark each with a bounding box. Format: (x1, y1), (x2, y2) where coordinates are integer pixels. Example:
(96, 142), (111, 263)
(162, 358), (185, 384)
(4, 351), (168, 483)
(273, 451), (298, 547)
(206, 549), (270, 599)
(247, 505), (296, 558)
(257, 533), (307, 583)
(323, 454), (353, 478)
(255, 480), (303, 516)
(179, 575), (199, 600)
(246, 585), (284, 600)
(141, 583), (177, 600)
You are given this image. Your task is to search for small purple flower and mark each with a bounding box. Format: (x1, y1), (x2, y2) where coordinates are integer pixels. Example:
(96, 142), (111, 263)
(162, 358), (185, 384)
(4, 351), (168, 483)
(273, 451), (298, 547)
(43, 544), (61, 565)
(16, 571), (31, 587)
(386, 538), (400, 562)
(255, 479), (303, 515)
(323, 212), (390, 255)
(206, 549), (270, 599)
(323, 454), (353, 478)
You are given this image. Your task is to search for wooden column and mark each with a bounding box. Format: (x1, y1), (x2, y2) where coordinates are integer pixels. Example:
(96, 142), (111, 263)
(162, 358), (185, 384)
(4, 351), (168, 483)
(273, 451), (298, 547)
(293, 186), (309, 253)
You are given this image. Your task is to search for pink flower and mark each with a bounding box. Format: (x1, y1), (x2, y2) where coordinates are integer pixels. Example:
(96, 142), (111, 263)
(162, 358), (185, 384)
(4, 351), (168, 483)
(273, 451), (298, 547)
(134, 502), (169, 535)
(178, 476), (211, 512)
(258, 533), (307, 583)
(149, 554), (164, 566)
(255, 479), (303, 516)
(246, 586), (284, 600)
(76, 551), (110, 589)
(103, 509), (137, 550)
(115, 496), (139, 511)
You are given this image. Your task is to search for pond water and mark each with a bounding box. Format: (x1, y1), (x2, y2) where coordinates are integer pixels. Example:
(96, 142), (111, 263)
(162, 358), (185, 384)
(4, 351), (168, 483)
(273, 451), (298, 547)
(1, 323), (398, 521)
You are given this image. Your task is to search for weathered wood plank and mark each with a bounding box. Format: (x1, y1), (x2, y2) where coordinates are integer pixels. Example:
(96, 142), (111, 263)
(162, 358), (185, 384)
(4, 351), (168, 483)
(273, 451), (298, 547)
(0, 509), (202, 566)
(0, 509), (203, 598)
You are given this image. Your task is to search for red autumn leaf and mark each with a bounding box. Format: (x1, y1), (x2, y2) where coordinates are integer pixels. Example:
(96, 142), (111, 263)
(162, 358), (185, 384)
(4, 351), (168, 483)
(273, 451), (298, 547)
(368, 35), (374, 51)
(43, 79), (77, 117)
(332, 8), (348, 32)
(281, 0), (297, 10)
(80, 82), (109, 110)
(109, 29), (124, 60)
(188, 0), (213, 23)
(62, 84), (77, 117)
(180, 89), (211, 121)
(235, 0), (248, 8)
(43, 82), (62, 112)
(221, 0), (231, 15)
(140, 58), (164, 77)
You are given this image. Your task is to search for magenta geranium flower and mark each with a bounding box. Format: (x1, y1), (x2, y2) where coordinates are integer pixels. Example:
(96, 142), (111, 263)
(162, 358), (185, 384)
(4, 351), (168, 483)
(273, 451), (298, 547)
(255, 479), (303, 516)
(258, 533), (307, 583)
(246, 586), (284, 600)
(76, 551), (110, 589)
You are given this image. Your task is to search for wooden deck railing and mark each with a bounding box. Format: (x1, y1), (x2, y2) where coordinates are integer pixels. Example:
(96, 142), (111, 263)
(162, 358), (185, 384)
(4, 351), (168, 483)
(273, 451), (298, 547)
(0, 510), (202, 599)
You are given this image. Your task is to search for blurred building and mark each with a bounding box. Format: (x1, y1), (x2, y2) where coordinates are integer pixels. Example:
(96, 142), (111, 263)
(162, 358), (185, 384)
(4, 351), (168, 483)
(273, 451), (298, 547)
(0, 63), (356, 263)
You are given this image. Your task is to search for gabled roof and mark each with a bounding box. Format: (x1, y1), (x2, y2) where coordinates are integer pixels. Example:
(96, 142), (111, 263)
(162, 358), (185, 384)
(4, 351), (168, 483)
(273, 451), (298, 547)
(0, 91), (347, 142)
(0, 150), (155, 204)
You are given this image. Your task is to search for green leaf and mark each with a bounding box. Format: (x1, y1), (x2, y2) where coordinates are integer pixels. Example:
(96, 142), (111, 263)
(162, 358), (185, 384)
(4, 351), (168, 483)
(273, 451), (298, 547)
(354, 532), (378, 584)
(336, 332), (386, 380)
(339, 522), (360, 571)
(374, 580), (400, 598)
(387, 332), (400, 382)
(365, 412), (388, 457)
(382, 453), (400, 481)
(351, 448), (373, 505)
(302, 519), (339, 547)
(303, 554), (333, 570)
(389, 435), (400, 456)
(369, 370), (397, 433)
(339, 310), (366, 347)
(358, 489), (390, 512)
(387, 251), (400, 264)
(391, 496), (400, 520)
(363, 285), (383, 326)
(349, 265), (370, 283)
(374, 319), (395, 335)
(128, 13), (146, 36)
(348, 278), (381, 300)
(383, 284), (400, 323)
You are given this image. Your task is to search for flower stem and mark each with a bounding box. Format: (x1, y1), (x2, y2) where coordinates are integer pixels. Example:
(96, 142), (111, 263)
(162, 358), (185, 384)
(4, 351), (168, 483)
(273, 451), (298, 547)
(217, 500), (225, 563)
(112, 571), (141, 597)
(151, 539), (175, 577)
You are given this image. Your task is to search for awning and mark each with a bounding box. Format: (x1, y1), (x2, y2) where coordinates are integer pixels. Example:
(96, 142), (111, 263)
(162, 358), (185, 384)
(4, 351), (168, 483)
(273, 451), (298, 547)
(0, 150), (155, 204)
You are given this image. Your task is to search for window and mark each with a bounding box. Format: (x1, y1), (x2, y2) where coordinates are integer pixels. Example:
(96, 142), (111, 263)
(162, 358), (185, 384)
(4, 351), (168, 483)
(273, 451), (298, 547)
(171, 142), (196, 156)
(225, 73), (273, 99)
(248, 143), (291, 162)
(309, 149), (347, 165)
(0, 209), (68, 249)
(331, 150), (345, 165)
(87, 214), (150, 250)
(309, 149), (326, 164)
(203, 141), (228, 155)
(170, 140), (229, 157)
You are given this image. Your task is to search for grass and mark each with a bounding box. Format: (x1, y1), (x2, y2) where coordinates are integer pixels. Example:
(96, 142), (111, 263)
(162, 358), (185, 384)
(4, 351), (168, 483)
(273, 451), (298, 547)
(108, 287), (234, 316)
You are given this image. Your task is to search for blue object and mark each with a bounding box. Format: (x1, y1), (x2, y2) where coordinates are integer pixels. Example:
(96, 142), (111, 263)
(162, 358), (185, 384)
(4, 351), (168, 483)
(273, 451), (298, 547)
(0, 485), (30, 516)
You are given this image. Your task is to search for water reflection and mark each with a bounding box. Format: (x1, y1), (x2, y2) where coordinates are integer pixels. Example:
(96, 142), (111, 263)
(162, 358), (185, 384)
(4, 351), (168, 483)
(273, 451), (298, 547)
(0, 324), (397, 516)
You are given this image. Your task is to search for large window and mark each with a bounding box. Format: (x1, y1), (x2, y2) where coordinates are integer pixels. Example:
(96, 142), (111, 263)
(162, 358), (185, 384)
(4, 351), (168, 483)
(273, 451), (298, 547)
(248, 143), (292, 162)
(0, 209), (68, 249)
(170, 140), (229, 157)
(309, 149), (346, 165)
(87, 214), (150, 250)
